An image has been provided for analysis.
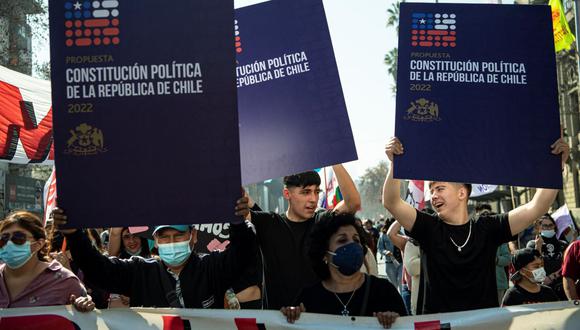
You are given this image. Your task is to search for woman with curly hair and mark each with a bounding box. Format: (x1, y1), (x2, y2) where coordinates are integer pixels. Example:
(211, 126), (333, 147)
(281, 212), (406, 328)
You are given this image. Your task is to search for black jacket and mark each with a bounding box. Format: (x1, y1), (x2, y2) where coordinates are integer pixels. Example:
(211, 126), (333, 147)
(65, 221), (257, 308)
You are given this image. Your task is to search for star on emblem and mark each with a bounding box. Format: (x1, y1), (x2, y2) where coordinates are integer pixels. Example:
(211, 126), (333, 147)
(419, 18), (426, 24)
(73, 1), (82, 10)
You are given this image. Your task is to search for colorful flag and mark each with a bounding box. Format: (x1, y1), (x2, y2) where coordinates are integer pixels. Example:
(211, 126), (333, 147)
(0, 65), (53, 164)
(410, 12), (457, 48)
(43, 167), (57, 225)
(406, 180), (425, 210)
(64, 0), (120, 47)
(550, 0), (575, 52)
(318, 167), (343, 210)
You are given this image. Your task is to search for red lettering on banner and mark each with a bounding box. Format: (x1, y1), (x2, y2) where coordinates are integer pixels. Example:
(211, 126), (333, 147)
(0, 81), (54, 162)
(0, 315), (78, 330)
(235, 318), (266, 330)
(162, 315), (188, 330)
(415, 320), (442, 330)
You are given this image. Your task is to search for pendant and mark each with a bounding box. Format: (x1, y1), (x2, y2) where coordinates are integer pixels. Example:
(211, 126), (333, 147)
(342, 308), (350, 316)
(457, 247), (462, 252)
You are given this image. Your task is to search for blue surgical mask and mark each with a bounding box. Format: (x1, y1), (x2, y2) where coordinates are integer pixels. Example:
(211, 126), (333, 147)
(0, 241), (34, 269)
(540, 230), (556, 239)
(157, 240), (192, 267)
(327, 242), (364, 276)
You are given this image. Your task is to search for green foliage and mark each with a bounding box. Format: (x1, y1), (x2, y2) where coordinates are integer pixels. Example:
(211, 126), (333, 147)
(383, 47), (398, 94)
(384, 1), (400, 95)
(386, 1), (400, 33)
(356, 161), (389, 220)
(34, 60), (50, 79)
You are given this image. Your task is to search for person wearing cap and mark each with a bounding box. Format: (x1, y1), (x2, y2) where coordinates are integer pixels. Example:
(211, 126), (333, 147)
(50, 194), (257, 308)
(526, 213), (569, 300)
(501, 248), (558, 306)
(382, 136), (569, 313)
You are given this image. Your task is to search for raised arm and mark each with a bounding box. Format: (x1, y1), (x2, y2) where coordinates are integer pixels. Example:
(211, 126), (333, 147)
(382, 137), (417, 232)
(508, 138), (569, 236)
(209, 195), (258, 296)
(52, 208), (136, 296)
(387, 220), (408, 251)
(107, 227), (123, 257)
(331, 164), (361, 214)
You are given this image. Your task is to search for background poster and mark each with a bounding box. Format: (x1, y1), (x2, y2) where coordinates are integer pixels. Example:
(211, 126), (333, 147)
(5, 175), (45, 215)
(193, 222), (230, 254)
(394, 3), (562, 189)
(236, 0), (357, 185)
(49, 0), (241, 227)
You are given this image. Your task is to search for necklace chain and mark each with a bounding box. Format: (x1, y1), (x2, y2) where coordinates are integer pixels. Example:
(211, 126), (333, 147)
(333, 289), (357, 316)
(449, 219), (472, 252)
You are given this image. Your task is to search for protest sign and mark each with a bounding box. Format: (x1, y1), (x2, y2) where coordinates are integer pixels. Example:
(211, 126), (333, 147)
(395, 3), (561, 189)
(49, 0), (241, 227)
(236, 0), (357, 184)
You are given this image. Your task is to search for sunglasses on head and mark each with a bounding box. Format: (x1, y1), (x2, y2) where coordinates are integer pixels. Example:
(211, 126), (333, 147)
(0, 231), (30, 248)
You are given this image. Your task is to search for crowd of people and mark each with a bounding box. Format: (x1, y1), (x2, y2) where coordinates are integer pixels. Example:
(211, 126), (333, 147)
(0, 137), (579, 329)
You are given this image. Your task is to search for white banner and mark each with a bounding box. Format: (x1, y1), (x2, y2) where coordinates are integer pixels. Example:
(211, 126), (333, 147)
(470, 184), (498, 198)
(0, 301), (578, 329)
(0, 65), (53, 164)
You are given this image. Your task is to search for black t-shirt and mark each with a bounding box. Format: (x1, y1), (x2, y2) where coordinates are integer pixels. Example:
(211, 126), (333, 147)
(501, 284), (558, 306)
(251, 209), (327, 310)
(294, 275), (407, 316)
(408, 210), (515, 313)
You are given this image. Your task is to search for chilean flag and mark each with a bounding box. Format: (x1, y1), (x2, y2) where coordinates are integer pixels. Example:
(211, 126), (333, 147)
(406, 180), (425, 210)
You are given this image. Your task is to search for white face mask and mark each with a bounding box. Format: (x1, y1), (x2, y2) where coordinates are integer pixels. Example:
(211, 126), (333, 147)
(526, 267), (546, 283)
(540, 230), (556, 239)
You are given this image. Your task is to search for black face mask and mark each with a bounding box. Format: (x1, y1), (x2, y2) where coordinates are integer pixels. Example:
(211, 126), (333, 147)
(327, 242), (364, 276)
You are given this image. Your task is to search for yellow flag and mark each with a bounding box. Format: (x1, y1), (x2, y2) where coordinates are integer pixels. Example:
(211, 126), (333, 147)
(550, 0), (575, 52)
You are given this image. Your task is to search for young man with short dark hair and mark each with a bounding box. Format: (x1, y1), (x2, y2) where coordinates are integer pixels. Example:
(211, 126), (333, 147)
(382, 136), (569, 314)
(250, 164), (360, 309)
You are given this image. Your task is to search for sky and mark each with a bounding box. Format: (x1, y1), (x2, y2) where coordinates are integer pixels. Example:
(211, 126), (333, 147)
(33, 0), (515, 180)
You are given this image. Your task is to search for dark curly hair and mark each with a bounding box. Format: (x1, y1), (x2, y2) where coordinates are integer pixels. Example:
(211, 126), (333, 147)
(308, 212), (368, 280)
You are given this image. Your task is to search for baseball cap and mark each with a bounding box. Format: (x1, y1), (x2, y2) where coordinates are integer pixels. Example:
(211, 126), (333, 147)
(512, 248), (541, 272)
(152, 225), (191, 236)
